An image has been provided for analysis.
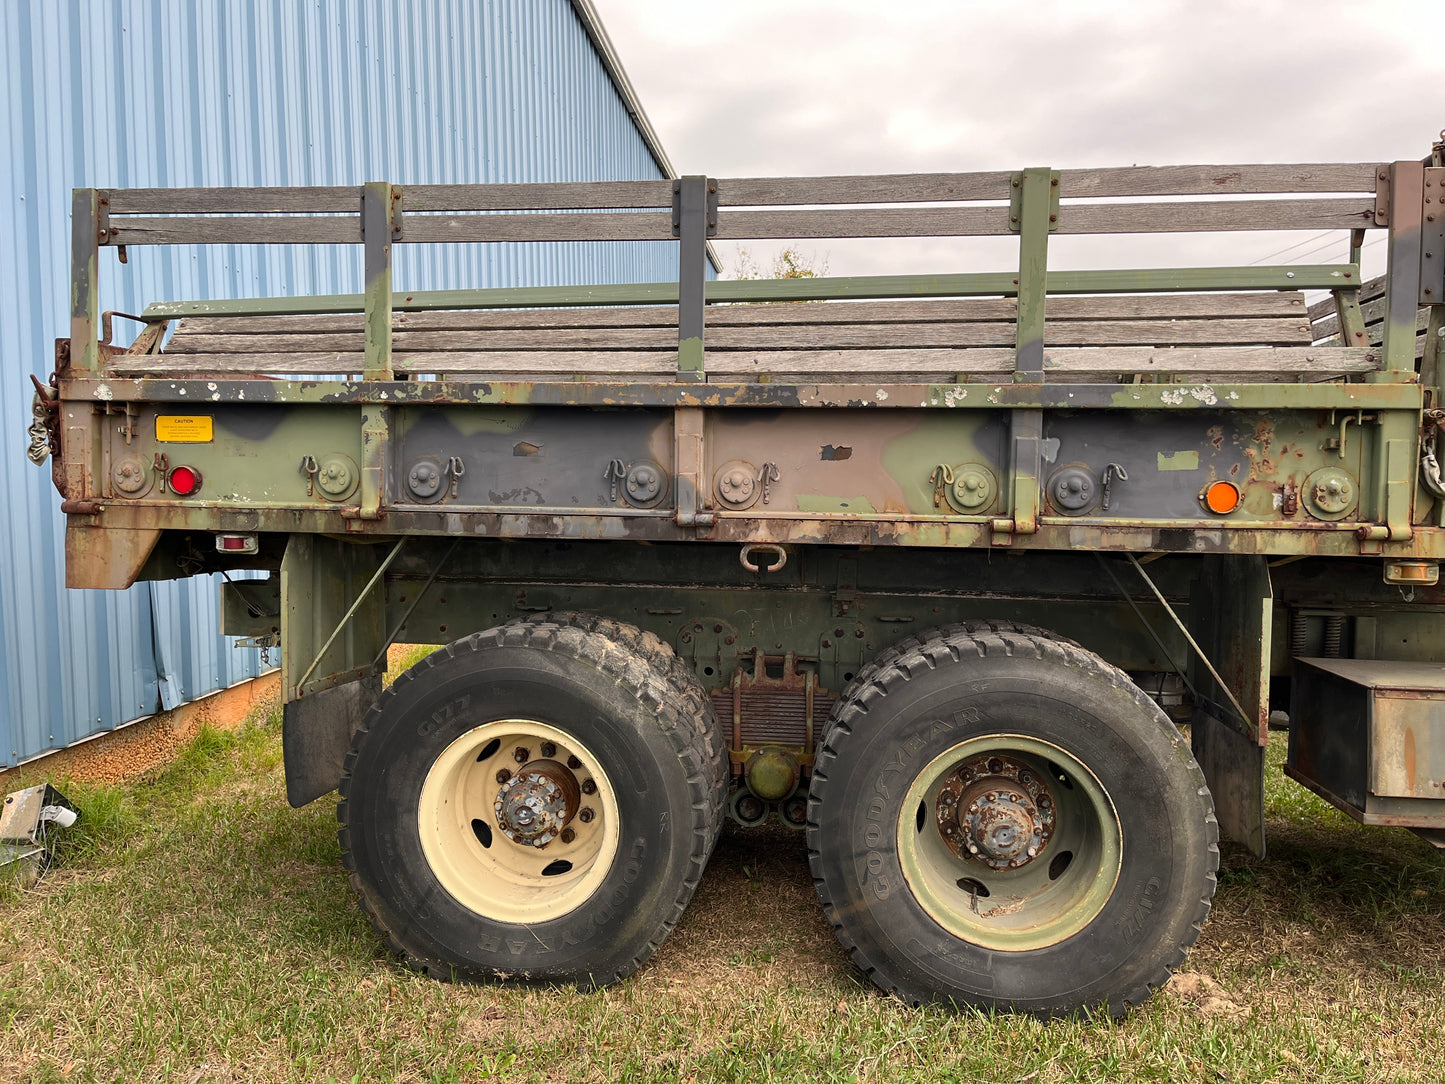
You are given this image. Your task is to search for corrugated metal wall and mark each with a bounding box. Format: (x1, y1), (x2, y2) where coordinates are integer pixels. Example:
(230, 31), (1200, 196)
(0, 0), (680, 766)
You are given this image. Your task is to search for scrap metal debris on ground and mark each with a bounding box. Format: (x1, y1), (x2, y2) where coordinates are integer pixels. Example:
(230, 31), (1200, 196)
(0, 784), (79, 889)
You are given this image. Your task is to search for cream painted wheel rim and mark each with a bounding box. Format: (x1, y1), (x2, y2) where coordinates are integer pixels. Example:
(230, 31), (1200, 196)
(418, 719), (620, 924)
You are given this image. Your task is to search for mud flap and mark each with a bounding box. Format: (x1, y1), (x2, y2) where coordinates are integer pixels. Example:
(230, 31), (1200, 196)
(1188, 555), (1271, 857)
(281, 535), (391, 806)
(283, 672), (382, 806)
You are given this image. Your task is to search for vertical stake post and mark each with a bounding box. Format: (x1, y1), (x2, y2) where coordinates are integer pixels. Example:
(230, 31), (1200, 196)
(1003, 168), (1055, 538)
(675, 176), (709, 381)
(70, 188), (102, 374)
(1377, 161), (1423, 378)
(1013, 167), (1053, 380)
(1362, 162), (1424, 543)
(1332, 288), (1367, 347)
(362, 182), (395, 381)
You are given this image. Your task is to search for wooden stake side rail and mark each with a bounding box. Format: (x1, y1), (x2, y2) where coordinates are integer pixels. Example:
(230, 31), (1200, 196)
(92, 163), (1389, 248)
(102, 163), (1383, 216)
(105, 198), (1381, 246)
(106, 345), (1380, 382)
(112, 287), (1372, 383)
(160, 323), (1316, 355)
(168, 293), (1312, 333)
(71, 159), (1432, 386)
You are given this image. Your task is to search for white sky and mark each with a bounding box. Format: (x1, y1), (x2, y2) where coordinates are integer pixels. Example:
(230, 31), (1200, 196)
(595, 0), (1441, 282)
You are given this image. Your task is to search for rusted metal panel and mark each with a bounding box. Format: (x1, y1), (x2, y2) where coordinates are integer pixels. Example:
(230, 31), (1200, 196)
(1373, 694), (1445, 799)
(1289, 658), (1445, 827)
(63, 526), (161, 591)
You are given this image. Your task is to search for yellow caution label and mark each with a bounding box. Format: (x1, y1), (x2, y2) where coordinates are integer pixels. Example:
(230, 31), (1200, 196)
(155, 415), (214, 443)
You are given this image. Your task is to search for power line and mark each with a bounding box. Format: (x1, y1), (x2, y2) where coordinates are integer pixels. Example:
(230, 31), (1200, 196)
(1250, 232), (1385, 267)
(1248, 230), (1334, 265)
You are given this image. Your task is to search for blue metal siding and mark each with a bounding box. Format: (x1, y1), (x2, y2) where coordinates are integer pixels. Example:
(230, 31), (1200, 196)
(0, 0), (679, 766)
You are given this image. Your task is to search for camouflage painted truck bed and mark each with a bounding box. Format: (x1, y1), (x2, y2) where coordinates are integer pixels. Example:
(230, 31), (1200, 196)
(35, 144), (1445, 1016)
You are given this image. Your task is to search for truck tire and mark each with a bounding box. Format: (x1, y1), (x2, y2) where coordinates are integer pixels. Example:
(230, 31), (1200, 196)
(512, 611), (729, 843)
(337, 619), (716, 986)
(834, 619), (1079, 706)
(808, 626), (1218, 1017)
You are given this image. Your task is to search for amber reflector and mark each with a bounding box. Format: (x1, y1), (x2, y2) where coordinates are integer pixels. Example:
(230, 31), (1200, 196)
(168, 465), (202, 496)
(1204, 481), (1239, 514)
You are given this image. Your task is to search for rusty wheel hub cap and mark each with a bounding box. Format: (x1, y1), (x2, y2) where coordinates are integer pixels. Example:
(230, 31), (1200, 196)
(493, 760), (579, 847)
(936, 754), (1055, 870)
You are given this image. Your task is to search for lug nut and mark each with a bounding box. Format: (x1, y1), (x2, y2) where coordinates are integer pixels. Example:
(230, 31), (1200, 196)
(581, 779), (597, 795)
(495, 769), (512, 784)
(561, 827), (576, 844)
(514, 747), (529, 764)
(567, 755), (582, 769)
(578, 807), (595, 823)
(540, 741), (556, 758)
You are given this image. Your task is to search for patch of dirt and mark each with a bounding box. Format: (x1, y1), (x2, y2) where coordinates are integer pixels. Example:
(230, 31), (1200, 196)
(1165, 971), (1251, 1019)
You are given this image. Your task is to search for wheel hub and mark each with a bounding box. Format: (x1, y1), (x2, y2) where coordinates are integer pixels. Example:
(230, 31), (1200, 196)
(936, 754), (1055, 870)
(493, 760), (579, 846)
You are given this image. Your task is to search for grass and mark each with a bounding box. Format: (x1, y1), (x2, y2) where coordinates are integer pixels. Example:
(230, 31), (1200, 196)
(2, 709), (1444, 1084)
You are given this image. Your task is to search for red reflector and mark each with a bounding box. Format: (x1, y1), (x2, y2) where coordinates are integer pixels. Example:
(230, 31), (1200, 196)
(220, 535), (248, 551)
(168, 465), (202, 496)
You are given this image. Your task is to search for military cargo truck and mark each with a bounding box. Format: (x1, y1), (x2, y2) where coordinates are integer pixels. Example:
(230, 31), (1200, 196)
(29, 139), (1445, 1016)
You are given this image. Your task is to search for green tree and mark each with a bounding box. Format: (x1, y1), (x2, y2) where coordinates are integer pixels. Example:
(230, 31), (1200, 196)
(727, 245), (829, 280)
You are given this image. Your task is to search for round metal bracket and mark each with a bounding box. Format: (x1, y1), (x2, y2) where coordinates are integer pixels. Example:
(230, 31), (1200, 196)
(1047, 465), (1098, 516)
(621, 460), (668, 508)
(1303, 466), (1358, 520)
(713, 459), (760, 510)
(112, 457), (152, 498)
(404, 457), (445, 503)
(314, 454), (359, 502)
(944, 464), (998, 514)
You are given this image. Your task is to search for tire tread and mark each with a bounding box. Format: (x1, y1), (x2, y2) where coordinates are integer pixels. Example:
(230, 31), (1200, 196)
(338, 616), (723, 986)
(808, 626), (1220, 1018)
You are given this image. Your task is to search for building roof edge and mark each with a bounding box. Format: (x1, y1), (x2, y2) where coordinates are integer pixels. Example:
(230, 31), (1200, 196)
(569, 0), (721, 272)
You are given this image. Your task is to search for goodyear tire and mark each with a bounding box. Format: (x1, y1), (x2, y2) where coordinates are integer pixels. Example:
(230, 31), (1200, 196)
(808, 626), (1218, 1017)
(338, 619), (717, 986)
(833, 619), (1079, 707)
(512, 610), (730, 845)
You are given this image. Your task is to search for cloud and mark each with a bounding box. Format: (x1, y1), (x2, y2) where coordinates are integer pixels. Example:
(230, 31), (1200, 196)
(595, 0), (1436, 277)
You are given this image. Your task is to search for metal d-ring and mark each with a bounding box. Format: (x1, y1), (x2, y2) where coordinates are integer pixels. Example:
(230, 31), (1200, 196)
(740, 543), (788, 573)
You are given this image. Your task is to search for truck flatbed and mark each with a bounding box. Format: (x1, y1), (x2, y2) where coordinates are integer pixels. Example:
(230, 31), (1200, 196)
(33, 144), (1445, 1016)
